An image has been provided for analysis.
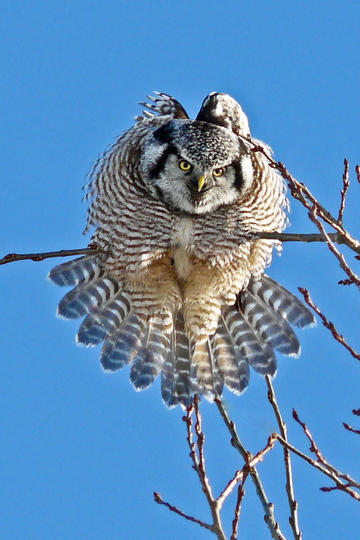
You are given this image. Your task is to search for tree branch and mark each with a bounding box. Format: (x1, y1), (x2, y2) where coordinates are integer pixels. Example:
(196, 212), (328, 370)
(0, 247), (101, 266)
(2, 231), (360, 269)
(266, 376), (302, 540)
(215, 398), (288, 540)
(153, 491), (213, 531)
(298, 287), (360, 361)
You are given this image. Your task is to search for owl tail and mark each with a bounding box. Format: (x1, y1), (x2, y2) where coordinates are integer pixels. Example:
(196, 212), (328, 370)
(49, 257), (315, 408)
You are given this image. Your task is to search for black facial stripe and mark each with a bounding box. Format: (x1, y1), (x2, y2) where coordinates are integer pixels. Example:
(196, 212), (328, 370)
(149, 143), (178, 179)
(231, 158), (244, 190)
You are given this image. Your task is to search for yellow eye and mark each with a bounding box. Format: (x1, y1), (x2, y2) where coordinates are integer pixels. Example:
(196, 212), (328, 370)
(179, 159), (193, 172)
(213, 168), (224, 178)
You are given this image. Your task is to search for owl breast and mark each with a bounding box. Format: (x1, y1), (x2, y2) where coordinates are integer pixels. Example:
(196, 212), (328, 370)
(171, 216), (195, 282)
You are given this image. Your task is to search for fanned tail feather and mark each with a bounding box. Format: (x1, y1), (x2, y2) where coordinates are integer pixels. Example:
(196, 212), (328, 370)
(213, 318), (250, 394)
(48, 256), (102, 286)
(130, 317), (171, 390)
(249, 275), (316, 329)
(190, 339), (223, 401)
(77, 292), (132, 346)
(101, 314), (145, 372)
(241, 289), (300, 357)
(57, 276), (120, 319)
(223, 307), (277, 376)
(50, 256), (315, 407)
(161, 313), (196, 408)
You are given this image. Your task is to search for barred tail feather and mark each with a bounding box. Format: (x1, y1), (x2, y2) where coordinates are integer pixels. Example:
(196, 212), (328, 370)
(57, 276), (120, 319)
(100, 314), (145, 372)
(241, 289), (301, 357)
(161, 313), (196, 409)
(50, 256), (314, 407)
(223, 307), (277, 376)
(249, 275), (316, 329)
(190, 339), (223, 400)
(48, 256), (102, 287)
(130, 317), (171, 390)
(214, 318), (250, 394)
(77, 292), (132, 346)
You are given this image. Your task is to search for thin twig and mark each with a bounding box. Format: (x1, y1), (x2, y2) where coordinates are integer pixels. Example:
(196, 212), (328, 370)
(153, 492), (213, 531)
(184, 397), (227, 540)
(343, 406), (360, 435)
(355, 164), (360, 184)
(0, 247), (101, 266)
(274, 409), (360, 502)
(266, 376), (302, 540)
(230, 473), (248, 540)
(298, 287), (360, 361)
(215, 398), (288, 540)
(216, 433), (277, 509)
(338, 159), (350, 224)
(275, 434), (360, 501)
(343, 423), (360, 435)
(156, 398), (227, 539)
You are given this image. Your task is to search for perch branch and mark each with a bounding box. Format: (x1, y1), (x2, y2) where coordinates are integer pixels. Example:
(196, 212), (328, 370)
(2, 231), (360, 269)
(0, 247), (101, 266)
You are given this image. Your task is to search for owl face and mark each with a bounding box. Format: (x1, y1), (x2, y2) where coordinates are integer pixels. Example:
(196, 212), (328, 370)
(142, 120), (254, 215)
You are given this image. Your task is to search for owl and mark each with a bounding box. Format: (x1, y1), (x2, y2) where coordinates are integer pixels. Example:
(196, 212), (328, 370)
(49, 92), (315, 408)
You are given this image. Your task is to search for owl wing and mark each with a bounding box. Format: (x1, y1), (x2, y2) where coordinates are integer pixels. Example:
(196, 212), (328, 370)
(136, 91), (189, 122)
(49, 255), (315, 408)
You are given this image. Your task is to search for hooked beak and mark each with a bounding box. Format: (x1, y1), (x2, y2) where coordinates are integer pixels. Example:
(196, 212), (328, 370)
(197, 175), (205, 192)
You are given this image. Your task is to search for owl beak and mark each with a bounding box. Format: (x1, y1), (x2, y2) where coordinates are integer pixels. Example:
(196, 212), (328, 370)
(197, 175), (205, 192)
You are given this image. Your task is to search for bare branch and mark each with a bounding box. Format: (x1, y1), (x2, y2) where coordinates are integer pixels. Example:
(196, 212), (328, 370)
(275, 433), (360, 502)
(298, 287), (360, 361)
(356, 164), (360, 184)
(270, 409), (360, 501)
(266, 376), (302, 540)
(156, 398), (227, 539)
(338, 159), (350, 225)
(343, 423), (360, 435)
(216, 433), (277, 509)
(153, 491), (213, 531)
(183, 397), (227, 540)
(215, 398), (288, 540)
(0, 247), (101, 266)
(306, 210), (360, 287)
(343, 408), (360, 435)
(239, 137), (360, 261)
(230, 473), (248, 540)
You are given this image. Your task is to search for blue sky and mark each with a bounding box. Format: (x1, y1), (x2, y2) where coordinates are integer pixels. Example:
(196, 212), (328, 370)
(1, 1), (360, 538)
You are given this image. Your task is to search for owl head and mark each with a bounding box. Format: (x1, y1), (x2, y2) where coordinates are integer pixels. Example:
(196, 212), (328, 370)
(139, 91), (256, 216)
(141, 118), (254, 215)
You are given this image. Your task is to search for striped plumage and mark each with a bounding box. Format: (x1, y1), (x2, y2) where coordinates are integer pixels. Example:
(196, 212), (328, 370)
(49, 92), (315, 407)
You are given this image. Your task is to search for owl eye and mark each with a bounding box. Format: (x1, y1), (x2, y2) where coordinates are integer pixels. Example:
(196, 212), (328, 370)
(179, 159), (193, 172)
(213, 167), (224, 178)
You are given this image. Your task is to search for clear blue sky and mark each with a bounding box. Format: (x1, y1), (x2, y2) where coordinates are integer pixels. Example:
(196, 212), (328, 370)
(1, 1), (360, 538)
